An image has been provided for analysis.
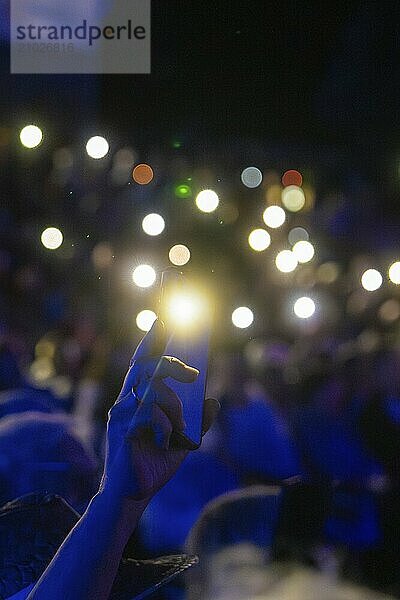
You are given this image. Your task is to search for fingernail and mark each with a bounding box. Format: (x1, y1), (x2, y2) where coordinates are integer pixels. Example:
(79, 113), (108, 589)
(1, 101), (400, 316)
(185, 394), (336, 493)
(188, 366), (200, 376)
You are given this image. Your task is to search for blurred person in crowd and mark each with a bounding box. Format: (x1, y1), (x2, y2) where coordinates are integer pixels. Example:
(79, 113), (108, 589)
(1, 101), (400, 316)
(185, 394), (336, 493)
(185, 486), (282, 600)
(185, 486), (393, 600)
(210, 352), (303, 485)
(0, 319), (219, 600)
(0, 411), (98, 510)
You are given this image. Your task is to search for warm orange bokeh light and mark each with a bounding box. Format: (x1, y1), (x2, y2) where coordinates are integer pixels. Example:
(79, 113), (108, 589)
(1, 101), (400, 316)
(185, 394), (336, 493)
(282, 169), (303, 187)
(132, 163), (154, 185)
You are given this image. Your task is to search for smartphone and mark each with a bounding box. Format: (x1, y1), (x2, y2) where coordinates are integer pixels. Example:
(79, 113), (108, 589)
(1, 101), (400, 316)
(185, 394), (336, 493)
(158, 268), (211, 450)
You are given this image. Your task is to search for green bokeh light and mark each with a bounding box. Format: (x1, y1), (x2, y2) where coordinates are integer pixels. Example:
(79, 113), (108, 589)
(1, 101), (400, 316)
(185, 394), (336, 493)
(174, 183), (192, 199)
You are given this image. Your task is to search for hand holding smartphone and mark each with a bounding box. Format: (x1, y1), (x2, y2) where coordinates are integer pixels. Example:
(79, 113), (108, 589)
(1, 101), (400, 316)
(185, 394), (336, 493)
(158, 268), (212, 450)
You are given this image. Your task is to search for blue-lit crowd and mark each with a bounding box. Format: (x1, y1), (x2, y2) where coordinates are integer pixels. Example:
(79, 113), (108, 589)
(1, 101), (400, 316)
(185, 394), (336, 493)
(0, 326), (399, 598)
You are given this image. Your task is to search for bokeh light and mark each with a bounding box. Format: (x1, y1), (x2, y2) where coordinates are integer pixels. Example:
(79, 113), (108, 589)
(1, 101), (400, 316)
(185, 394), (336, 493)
(174, 183), (192, 198)
(263, 205), (286, 229)
(20, 125), (43, 149)
(282, 185), (306, 212)
(86, 136), (109, 159)
(292, 240), (315, 263)
(388, 261), (400, 284)
(275, 250), (298, 273)
(91, 243), (114, 269)
(232, 306), (254, 329)
(361, 269), (383, 292)
(136, 309), (157, 332)
(132, 163), (154, 185)
(132, 264), (157, 288)
(166, 293), (204, 328)
(294, 297), (316, 319)
(169, 244), (191, 266)
(317, 262), (340, 284)
(282, 169), (303, 187)
(41, 227), (63, 250)
(379, 299), (400, 323)
(241, 167), (263, 188)
(196, 189), (219, 213)
(142, 213), (165, 236)
(248, 228), (271, 252)
(288, 227), (309, 246)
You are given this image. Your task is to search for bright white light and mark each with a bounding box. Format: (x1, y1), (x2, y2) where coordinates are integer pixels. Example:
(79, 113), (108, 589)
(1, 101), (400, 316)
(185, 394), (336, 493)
(292, 240), (315, 263)
(86, 136), (109, 159)
(169, 244), (191, 266)
(136, 310), (157, 332)
(248, 228), (271, 252)
(20, 125), (43, 149)
(288, 227), (309, 246)
(41, 227), (63, 250)
(275, 250), (298, 273)
(196, 189), (219, 213)
(282, 185), (306, 212)
(142, 213), (165, 236)
(263, 205), (286, 228)
(294, 297), (316, 319)
(232, 306), (254, 329)
(241, 167), (263, 188)
(167, 293), (202, 326)
(132, 264), (156, 288)
(388, 261), (400, 285)
(361, 269), (383, 292)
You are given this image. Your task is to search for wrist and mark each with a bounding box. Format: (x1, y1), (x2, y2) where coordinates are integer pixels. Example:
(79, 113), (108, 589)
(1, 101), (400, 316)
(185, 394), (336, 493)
(91, 486), (150, 538)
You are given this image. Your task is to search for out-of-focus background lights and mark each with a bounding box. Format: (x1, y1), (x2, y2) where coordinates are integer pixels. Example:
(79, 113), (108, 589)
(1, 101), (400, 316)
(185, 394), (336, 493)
(241, 166), (263, 188)
(169, 244), (191, 266)
(263, 205), (286, 228)
(388, 261), (400, 284)
(248, 228), (271, 252)
(142, 213), (165, 236)
(378, 299), (400, 323)
(91, 243), (114, 270)
(20, 125), (43, 149)
(294, 296), (316, 319)
(317, 262), (340, 284)
(132, 163), (154, 185)
(86, 136), (109, 159)
(292, 240), (315, 263)
(41, 227), (63, 250)
(132, 264), (157, 288)
(232, 306), (254, 329)
(282, 185), (306, 212)
(288, 227), (309, 246)
(196, 189), (219, 213)
(174, 183), (192, 198)
(361, 269), (383, 292)
(282, 169), (303, 187)
(136, 309), (157, 332)
(275, 250), (298, 273)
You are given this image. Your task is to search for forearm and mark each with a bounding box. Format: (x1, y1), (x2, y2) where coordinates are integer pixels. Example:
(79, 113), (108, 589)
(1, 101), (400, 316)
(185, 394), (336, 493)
(28, 488), (148, 600)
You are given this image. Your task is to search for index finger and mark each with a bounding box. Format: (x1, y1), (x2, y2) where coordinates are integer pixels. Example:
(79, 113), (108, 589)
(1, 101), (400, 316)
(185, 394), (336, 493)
(131, 318), (166, 364)
(143, 356), (199, 383)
